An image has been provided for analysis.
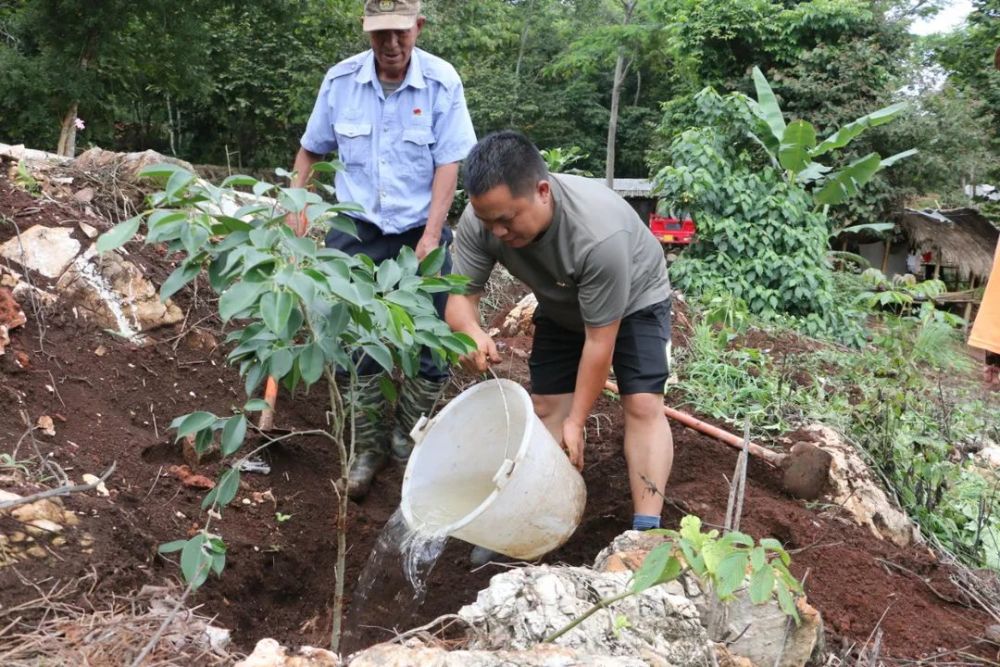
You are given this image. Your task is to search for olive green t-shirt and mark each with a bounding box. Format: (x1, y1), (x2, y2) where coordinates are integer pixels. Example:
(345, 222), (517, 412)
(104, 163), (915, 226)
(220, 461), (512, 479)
(452, 174), (671, 331)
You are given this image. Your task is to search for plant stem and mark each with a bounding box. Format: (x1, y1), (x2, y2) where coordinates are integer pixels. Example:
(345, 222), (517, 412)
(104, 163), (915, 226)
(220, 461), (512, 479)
(543, 589), (635, 643)
(326, 366), (351, 654)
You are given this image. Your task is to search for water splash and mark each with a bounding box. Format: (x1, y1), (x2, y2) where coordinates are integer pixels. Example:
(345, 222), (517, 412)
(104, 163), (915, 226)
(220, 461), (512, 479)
(344, 508), (449, 650)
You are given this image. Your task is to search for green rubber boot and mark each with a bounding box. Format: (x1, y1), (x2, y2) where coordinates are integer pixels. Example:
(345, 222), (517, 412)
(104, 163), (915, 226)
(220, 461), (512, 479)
(342, 373), (390, 500)
(391, 375), (448, 462)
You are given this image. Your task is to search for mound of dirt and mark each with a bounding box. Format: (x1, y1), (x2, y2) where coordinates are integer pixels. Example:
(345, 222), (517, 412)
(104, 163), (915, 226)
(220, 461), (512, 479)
(0, 160), (995, 663)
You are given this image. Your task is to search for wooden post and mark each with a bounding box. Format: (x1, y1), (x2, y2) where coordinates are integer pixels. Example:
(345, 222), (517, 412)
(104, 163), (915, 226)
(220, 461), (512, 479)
(881, 239), (891, 274)
(963, 274), (978, 330)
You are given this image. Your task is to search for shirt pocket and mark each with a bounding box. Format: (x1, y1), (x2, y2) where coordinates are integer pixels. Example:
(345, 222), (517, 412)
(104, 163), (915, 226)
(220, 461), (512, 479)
(401, 125), (436, 173)
(334, 121), (372, 168)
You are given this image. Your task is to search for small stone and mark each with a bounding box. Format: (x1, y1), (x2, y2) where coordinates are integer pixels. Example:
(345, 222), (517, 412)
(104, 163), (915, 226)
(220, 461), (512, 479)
(242, 498), (252, 506)
(78, 533), (95, 548)
(62, 511), (80, 526)
(26, 545), (48, 559)
(36, 415), (56, 437)
(82, 473), (110, 497)
(74, 189), (96, 205)
(27, 519), (64, 534)
(51, 536), (67, 548)
(9, 532), (27, 543)
(11, 499), (65, 524)
(94, 345), (107, 357)
(986, 624), (1000, 643)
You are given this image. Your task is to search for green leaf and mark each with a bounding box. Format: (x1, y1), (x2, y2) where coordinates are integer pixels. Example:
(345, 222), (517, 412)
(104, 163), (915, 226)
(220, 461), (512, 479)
(244, 398), (271, 412)
(716, 552), (748, 598)
(749, 565), (776, 604)
(160, 262), (201, 301)
(260, 291), (294, 335)
(180, 535), (211, 588)
(180, 223), (210, 256)
(362, 343), (394, 373)
(139, 162), (191, 181)
(219, 281), (265, 322)
(679, 515), (703, 545)
(775, 583), (800, 623)
(631, 543), (681, 593)
(750, 546), (767, 571)
(810, 102), (907, 158)
(245, 362), (268, 397)
(377, 259), (403, 292)
(158, 539), (187, 554)
(419, 246), (447, 276)
(833, 222), (895, 237)
(221, 174), (257, 187)
(279, 188), (308, 213)
(269, 348), (294, 379)
(220, 415), (247, 457)
(299, 343), (325, 385)
(814, 153), (882, 206)
(173, 412), (218, 441)
(779, 120), (816, 173)
(379, 374), (398, 402)
(702, 540), (726, 574)
(879, 148), (917, 169)
(96, 215), (143, 253)
(202, 468), (241, 510)
(751, 66), (786, 145)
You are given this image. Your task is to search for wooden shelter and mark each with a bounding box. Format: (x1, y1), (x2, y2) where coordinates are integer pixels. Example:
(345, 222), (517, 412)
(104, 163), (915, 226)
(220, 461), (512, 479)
(899, 208), (999, 284)
(594, 178), (657, 221)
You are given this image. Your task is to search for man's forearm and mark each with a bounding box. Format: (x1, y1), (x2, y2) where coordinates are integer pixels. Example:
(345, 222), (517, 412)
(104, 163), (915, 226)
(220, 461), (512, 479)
(425, 162), (460, 241)
(445, 293), (483, 334)
(569, 339), (615, 426)
(292, 147), (323, 189)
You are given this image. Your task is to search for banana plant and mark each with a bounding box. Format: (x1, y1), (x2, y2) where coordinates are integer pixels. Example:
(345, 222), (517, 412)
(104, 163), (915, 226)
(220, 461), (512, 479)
(746, 66), (917, 208)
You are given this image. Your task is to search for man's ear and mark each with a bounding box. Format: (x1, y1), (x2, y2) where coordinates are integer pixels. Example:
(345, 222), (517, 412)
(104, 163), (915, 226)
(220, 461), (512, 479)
(537, 179), (551, 203)
(415, 16), (426, 35)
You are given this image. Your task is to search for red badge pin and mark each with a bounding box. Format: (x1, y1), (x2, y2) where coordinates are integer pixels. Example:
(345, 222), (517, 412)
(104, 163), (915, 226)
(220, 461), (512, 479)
(413, 108), (422, 116)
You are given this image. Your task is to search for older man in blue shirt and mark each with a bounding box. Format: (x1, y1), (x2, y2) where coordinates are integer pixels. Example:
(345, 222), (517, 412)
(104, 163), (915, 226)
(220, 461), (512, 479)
(291, 0), (477, 499)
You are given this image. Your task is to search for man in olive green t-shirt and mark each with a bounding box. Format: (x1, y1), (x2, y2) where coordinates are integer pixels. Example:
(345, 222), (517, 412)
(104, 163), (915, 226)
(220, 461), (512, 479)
(447, 131), (674, 562)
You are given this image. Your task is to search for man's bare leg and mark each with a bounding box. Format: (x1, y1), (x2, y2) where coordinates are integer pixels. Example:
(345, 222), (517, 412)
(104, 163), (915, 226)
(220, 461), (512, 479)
(621, 392), (673, 517)
(531, 393), (574, 443)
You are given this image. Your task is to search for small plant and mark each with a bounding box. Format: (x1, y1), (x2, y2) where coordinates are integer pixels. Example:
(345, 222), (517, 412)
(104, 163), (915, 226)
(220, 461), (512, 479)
(98, 162), (475, 652)
(545, 515), (802, 643)
(540, 146), (593, 175)
(14, 160), (40, 195)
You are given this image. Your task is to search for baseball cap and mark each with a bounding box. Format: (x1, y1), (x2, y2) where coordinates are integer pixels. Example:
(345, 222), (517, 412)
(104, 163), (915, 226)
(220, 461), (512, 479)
(363, 0), (421, 32)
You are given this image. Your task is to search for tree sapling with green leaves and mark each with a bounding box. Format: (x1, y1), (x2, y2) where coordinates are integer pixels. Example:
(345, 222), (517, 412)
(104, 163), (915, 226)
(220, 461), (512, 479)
(97, 161), (475, 652)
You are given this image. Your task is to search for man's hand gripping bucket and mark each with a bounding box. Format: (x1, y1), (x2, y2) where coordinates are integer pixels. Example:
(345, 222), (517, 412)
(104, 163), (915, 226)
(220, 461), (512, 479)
(400, 378), (586, 560)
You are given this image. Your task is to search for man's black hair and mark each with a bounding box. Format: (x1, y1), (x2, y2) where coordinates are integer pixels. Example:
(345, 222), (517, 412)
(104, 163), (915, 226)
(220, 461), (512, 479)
(463, 130), (549, 198)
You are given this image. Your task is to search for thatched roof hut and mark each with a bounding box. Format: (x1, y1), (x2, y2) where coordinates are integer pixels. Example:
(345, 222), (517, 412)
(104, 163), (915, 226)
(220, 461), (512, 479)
(900, 207), (999, 281)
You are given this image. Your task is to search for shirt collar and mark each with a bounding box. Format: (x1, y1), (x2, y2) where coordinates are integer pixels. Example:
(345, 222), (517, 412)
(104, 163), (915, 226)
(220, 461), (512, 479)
(355, 48), (427, 90)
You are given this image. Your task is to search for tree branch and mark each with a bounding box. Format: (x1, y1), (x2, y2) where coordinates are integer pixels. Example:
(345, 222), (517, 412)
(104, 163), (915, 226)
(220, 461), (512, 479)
(0, 462), (116, 511)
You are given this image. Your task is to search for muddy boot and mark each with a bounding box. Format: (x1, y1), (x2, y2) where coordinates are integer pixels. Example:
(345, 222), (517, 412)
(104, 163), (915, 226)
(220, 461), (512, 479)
(342, 374), (390, 500)
(390, 375), (447, 462)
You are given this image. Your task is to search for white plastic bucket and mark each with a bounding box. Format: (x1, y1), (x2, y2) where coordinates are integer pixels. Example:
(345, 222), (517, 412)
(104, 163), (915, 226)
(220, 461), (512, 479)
(400, 379), (586, 560)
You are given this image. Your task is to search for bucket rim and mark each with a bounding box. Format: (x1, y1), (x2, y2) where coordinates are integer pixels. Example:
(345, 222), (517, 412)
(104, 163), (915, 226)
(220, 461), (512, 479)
(400, 378), (533, 535)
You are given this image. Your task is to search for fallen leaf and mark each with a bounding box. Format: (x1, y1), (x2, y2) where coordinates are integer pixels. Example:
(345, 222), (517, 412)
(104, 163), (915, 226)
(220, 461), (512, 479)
(167, 464), (215, 490)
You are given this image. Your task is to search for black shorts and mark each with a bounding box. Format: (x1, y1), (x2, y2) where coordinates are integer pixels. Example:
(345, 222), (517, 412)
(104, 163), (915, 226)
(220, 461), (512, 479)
(529, 299), (672, 396)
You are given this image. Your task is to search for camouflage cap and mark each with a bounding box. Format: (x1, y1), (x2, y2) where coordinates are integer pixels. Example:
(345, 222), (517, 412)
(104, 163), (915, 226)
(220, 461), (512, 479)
(363, 0), (421, 32)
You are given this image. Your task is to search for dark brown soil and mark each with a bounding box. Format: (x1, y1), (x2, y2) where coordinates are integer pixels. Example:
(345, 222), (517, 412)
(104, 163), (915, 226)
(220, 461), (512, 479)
(0, 165), (995, 663)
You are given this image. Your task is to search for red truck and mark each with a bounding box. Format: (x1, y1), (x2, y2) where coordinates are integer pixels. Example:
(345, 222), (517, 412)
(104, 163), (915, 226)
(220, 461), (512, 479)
(648, 212), (696, 246)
